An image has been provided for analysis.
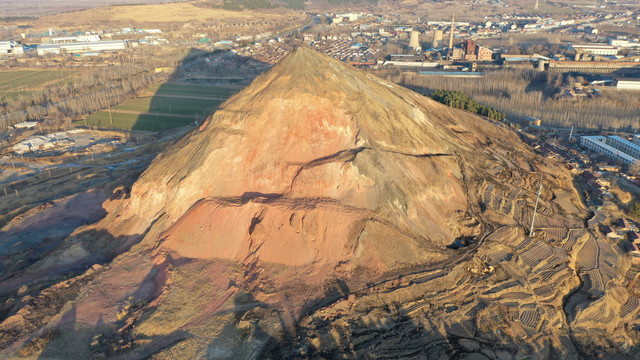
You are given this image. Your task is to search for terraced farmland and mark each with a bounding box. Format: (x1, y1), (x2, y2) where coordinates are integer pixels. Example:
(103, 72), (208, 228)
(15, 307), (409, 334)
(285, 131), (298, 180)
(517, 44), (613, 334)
(620, 295), (640, 317)
(84, 82), (238, 131)
(562, 229), (587, 251)
(520, 308), (541, 329)
(541, 228), (568, 243)
(519, 241), (554, 268)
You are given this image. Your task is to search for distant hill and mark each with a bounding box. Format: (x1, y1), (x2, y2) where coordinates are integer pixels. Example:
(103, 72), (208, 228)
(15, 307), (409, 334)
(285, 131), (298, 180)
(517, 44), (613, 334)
(0, 0), (190, 17)
(208, 0), (377, 10)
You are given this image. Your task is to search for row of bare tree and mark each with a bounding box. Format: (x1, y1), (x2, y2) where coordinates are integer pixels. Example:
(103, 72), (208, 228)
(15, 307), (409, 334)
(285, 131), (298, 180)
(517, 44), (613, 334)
(0, 66), (160, 131)
(0, 47), (205, 131)
(377, 68), (640, 132)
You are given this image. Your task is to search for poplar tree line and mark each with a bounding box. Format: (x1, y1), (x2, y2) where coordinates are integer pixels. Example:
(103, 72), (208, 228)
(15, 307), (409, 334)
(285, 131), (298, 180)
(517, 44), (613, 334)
(0, 66), (161, 131)
(0, 45), (205, 131)
(378, 68), (640, 131)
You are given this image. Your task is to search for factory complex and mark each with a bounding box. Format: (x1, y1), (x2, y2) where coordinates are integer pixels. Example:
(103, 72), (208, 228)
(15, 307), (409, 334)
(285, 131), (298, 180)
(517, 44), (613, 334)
(581, 135), (640, 165)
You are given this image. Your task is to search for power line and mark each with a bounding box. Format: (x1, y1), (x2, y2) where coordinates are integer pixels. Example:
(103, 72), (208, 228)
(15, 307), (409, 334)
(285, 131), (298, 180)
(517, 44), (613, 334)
(529, 181), (542, 236)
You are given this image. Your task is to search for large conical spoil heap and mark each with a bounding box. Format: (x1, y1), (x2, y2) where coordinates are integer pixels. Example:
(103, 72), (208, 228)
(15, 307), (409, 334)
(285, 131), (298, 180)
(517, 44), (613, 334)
(2, 48), (638, 359)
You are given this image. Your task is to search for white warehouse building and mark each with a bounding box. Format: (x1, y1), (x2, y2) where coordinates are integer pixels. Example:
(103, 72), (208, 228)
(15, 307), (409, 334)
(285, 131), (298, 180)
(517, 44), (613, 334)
(607, 136), (640, 159)
(569, 44), (619, 56)
(615, 78), (640, 90)
(0, 41), (24, 56)
(37, 40), (127, 56)
(51, 35), (101, 43)
(580, 136), (638, 165)
(608, 39), (640, 48)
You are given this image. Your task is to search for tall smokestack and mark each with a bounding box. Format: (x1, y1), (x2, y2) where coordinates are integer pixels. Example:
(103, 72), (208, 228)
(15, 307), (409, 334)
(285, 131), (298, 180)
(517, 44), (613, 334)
(535, 0), (539, 11)
(448, 13), (455, 59)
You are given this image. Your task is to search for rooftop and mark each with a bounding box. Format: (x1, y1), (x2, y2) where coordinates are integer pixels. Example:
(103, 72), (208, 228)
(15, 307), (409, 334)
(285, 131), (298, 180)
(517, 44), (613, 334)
(616, 78), (640, 82)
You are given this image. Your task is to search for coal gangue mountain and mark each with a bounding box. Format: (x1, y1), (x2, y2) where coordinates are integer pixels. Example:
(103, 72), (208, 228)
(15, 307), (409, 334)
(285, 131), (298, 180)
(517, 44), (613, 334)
(1, 48), (638, 359)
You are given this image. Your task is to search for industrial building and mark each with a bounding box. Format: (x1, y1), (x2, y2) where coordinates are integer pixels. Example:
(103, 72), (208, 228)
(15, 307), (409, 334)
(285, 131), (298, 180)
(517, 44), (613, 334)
(580, 136), (639, 165)
(451, 40), (493, 61)
(427, 20), (470, 26)
(380, 55), (437, 67)
(608, 39), (640, 48)
(501, 54), (542, 63)
(37, 40), (127, 56)
(607, 136), (640, 159)
(389, 54), (424, 62)
(615, 78), (640, 90)
(569, 44), (619, 56)
(522, 116), (542, 127)
(36, 44), (62, 55)
(0, 41), (24, 56)
(333, 13), (358, 23)
(547, 60), (640, 73)
(214, 40), (234, 49)
(380, 60), (437, 68)
(51, 35), (101, 43)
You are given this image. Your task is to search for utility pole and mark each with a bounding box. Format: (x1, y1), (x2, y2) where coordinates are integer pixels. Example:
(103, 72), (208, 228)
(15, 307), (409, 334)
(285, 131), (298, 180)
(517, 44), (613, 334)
(529, 182), (543, 236)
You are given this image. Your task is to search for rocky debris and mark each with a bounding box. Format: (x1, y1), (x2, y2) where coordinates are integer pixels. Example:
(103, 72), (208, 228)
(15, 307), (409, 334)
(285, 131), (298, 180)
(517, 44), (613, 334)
(0, 266), (104, 351)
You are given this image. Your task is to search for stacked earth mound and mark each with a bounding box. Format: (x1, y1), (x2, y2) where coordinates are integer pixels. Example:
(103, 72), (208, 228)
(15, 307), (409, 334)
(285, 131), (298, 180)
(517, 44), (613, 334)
(1, 48), (639, 359)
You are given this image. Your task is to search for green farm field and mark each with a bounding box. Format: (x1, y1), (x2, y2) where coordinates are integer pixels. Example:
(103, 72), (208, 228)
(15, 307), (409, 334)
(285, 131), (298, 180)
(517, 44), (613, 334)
(84, 82), (238, 131)
(83, 112), (192, 131)
(147, 83), (238, 98)
(0, 70), (72, 101)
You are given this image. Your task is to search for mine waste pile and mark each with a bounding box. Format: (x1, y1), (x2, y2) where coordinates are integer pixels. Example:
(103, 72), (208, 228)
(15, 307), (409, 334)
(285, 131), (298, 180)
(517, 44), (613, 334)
(1, 47), (640, 359)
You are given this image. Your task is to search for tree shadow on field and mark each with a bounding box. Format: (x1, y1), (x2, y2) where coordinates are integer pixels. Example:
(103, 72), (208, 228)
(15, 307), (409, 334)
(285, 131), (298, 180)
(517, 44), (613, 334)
(127, 48), (270, 132)
(523, 70), (562, 100)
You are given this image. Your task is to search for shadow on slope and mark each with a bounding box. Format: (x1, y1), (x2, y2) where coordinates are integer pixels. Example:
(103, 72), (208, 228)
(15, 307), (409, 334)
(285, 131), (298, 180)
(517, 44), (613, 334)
(0, 228), (145, 356)
(0, 190), (109, 283)
(128, 49), (269, 131)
